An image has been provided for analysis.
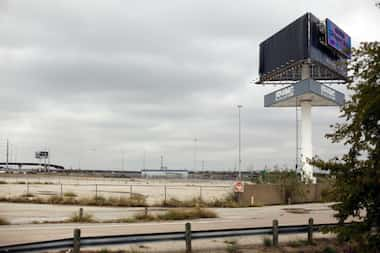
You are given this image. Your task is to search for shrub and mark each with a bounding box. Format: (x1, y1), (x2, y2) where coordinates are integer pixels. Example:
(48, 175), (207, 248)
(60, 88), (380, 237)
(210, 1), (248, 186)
(162, 197), (198, 207)
(133, 213), (156, 222)
(225, 240), (240, 253)
(322, 246), (337, 253)
(48, 195), (64, 204)
(61, 197), (77, 205)
(288, 239), (308, 247)
(262, 237), (272, 247)
(121, 195), (147, 207)
(63, 192), (77, 197)
(206, 192), (241, 208)
(161, 193), (242, 208)
(20, 193), (35, 198)
(113, 208), (218, 223)
(158, 208), (217, 220)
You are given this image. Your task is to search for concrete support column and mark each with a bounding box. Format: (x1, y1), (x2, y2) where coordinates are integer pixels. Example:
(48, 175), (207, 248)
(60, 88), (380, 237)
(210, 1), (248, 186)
(300, 100), (316, 183)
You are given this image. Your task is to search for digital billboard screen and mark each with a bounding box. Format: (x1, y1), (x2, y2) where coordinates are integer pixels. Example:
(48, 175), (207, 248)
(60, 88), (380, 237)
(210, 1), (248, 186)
(325, 18), (351, 58)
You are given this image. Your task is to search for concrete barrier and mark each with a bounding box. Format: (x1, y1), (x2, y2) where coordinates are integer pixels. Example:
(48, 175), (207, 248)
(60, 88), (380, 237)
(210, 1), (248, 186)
(240, 183), (330, 206)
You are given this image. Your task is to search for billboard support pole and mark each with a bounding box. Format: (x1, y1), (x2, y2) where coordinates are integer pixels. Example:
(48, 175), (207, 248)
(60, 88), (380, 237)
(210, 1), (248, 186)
(300, 63), (316, 183)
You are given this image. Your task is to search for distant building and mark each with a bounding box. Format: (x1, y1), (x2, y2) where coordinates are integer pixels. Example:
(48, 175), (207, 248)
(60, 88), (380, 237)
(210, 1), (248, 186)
(141, 169), (189, 179)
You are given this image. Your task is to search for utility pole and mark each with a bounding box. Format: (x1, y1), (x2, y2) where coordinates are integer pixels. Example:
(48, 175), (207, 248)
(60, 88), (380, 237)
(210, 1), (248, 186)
(121, 149), (125, 170)
(237, 105), (243, 180)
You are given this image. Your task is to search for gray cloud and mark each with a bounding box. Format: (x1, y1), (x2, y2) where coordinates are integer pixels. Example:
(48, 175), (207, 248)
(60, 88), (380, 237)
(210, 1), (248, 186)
(0, 0), (379, 170)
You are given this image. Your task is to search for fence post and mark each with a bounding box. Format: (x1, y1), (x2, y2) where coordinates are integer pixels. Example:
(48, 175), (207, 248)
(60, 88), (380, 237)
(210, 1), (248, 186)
(185, 222), (192, 253)
(95, 184), (98, 202)
(144, 207), (148, 216)
(164, 185), (167, 204)
(130, 185), (133, 198)
(79, 208), (83, 222)
(308, 218), (314, 244)
(199, 186), (202, 201)
(26, 181), (29, 196)
(73, 228), (81, 253)
(272, 219), (278, 246)
(60, 184), (63, 197)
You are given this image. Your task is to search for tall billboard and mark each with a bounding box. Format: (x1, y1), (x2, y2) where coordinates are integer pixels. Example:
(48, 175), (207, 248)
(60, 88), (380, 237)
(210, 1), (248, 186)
(258, 13), (350, 84)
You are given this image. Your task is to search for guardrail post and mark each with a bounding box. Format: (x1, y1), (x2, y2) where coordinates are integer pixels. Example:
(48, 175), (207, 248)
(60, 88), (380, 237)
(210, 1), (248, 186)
(79, 208), (83, 222)
(130, 185), (133, 198)
(60, 184), (63, 197)
(73, 228), (81, 253)
(185, 222), (192, 253)
(272, 219), (278, 246)
(308, 218), (313, 244)
(144, 207), (148, 216)
(199, 186), (202, 201)
(26, 181), (29, 195)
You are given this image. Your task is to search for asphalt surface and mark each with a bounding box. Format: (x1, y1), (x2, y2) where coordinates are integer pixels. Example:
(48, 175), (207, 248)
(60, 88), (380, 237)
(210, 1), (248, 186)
(0, 202), (336, 246)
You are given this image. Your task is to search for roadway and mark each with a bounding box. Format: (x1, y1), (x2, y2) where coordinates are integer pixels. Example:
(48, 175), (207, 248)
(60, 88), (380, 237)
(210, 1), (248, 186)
(0, 202), (336, 246)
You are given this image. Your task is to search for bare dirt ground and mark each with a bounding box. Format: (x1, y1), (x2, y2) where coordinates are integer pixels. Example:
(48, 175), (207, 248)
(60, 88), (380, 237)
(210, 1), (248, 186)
(0, 175), (232, 204)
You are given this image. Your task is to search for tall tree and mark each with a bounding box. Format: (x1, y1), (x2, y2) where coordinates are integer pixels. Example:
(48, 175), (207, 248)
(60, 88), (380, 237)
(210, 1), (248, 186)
(311, 42), (380, 252)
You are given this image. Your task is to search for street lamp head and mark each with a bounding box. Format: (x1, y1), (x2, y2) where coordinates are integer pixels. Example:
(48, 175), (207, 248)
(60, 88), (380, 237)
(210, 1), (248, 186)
(237, 105), (243, 109)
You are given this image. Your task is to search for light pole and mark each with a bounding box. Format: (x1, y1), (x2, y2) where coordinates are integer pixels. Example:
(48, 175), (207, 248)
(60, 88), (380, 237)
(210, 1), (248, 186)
(5, 139), (9, 170)
(143, 149), (146, 170)
(121, 149), (125, 171)
(193, 138), (198, 171)
(237, 105), (243, 180)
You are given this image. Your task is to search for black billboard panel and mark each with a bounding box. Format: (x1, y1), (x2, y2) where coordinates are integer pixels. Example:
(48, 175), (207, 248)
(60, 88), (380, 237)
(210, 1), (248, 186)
(258, 13), (349, 84)
(259, 14), (308, 78)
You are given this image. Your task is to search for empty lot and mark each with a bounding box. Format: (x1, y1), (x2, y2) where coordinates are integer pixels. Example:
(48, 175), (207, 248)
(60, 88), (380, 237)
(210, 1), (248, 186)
(0, 175), (232, 204)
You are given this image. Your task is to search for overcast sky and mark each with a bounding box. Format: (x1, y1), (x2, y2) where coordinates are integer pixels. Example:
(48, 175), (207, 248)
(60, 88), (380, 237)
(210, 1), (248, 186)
(0, 0), (379, 171)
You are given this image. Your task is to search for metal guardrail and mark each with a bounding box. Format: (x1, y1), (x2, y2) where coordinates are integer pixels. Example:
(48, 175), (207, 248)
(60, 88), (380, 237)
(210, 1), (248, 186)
(0, 221), (338, 253)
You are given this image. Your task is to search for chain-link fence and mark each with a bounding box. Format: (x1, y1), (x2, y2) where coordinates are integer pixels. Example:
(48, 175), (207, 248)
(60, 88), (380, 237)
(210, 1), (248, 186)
(0, 176), (232, 205)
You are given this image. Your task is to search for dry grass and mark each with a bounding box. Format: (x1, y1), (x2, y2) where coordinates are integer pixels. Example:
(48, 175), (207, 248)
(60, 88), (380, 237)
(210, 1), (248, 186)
(20, 193), (35, 198)
(65, 211), (96, 223)
(161, 193), (242, 208)
(158, 208), (218, 220)
(282, 208), (310, 214)
(0, 191), (240, 208)
(111, 208), (218, 224)
(0, 194), (147, 207)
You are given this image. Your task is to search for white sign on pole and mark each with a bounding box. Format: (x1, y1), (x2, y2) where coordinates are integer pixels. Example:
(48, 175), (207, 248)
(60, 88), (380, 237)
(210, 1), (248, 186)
(234, 181), (244, 193)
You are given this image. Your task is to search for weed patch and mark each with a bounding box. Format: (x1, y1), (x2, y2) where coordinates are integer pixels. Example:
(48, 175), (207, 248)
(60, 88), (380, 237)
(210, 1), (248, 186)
(65, 211), (96, 223)
(63, 192), (77, 197)
(262, 236), (272, 247)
